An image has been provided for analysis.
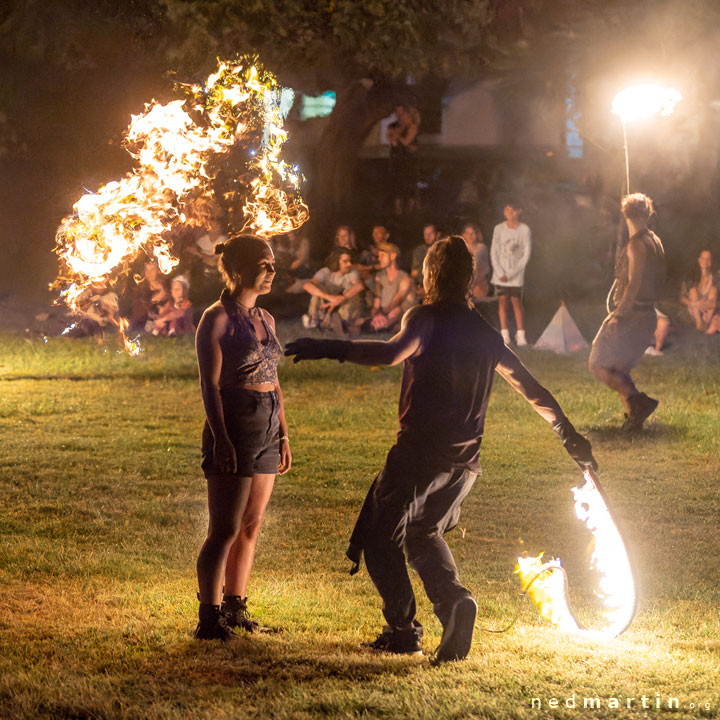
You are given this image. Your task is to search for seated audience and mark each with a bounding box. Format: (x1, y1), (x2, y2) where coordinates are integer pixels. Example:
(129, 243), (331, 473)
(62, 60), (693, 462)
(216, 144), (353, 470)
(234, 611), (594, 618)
(272, 230), (311, 281)
(333, 225), (359, 259)
(129, 260), (169, 332)
(369, 242), (417, 331)
(644, 308), (671, 356)
(66, 282), (121, 338)
(680, 249), (717, 331)
(461, 222), (490, 300)
(357, 224), (389, 292)
(153, 275), (195, 337)
(410, 222), (439, 297)
(302, 249), (365, 335)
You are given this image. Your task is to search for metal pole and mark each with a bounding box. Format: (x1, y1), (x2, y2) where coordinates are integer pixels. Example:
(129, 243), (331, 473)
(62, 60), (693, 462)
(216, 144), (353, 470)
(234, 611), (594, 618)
(622, 121), (630, 195)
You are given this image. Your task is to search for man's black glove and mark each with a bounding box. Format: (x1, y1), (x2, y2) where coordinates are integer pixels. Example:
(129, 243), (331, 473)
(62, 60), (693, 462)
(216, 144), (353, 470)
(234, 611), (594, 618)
(284, 337), (352, 363)
(553, 419), (598, 471)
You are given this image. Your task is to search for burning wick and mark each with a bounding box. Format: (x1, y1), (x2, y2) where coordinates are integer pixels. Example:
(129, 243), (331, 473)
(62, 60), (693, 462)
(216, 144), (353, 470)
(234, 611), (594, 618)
(516, 470), (636, 637)
(611, 83), (682, 193)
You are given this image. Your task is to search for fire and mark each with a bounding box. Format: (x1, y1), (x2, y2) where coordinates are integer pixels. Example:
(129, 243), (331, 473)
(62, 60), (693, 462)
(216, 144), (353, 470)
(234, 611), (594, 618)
(53, 58), (308, 350)
(611, 83), (682, 125)
(516, 470), (636, 637)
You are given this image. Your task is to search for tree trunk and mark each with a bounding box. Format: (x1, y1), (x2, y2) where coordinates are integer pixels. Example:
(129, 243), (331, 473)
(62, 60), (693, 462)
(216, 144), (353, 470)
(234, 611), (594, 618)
(308, 80), (396, 252)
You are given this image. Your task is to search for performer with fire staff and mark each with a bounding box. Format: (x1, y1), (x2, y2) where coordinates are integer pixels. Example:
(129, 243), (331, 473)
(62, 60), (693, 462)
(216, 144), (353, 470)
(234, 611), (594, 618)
(285, 236), (596, 662)
(589, 193), (666, 432)
(194, 235), (291, 640)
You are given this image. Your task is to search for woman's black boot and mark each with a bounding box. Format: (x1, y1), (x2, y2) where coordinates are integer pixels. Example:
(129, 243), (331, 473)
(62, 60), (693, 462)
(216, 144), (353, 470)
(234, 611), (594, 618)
(222, 595), (268, 633)
(194, 602), (236, 641)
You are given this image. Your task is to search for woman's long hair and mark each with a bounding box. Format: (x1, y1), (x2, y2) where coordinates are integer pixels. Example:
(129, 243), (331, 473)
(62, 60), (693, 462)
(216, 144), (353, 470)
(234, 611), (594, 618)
(690, 249), (713, 288)
(423, 236), (474, 307)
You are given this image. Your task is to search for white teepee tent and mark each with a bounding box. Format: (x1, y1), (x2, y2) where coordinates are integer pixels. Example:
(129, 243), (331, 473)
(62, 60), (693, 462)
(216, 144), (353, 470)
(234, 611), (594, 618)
(533, 302), (589, 354)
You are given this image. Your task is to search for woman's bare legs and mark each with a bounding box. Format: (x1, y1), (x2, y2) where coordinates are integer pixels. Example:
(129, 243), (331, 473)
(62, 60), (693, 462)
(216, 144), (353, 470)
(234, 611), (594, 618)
(224, 473), (276, 596)
(196, 475), (252, 605)
(687, 288), (707, 331)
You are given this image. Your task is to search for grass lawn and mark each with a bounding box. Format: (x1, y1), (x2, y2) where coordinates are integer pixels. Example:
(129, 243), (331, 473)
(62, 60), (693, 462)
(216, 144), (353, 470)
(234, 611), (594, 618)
(0, 325), (718, 719)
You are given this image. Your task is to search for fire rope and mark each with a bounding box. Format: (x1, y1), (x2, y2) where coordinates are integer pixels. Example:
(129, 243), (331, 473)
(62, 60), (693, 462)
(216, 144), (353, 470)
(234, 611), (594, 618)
(485, 469), (637, 637)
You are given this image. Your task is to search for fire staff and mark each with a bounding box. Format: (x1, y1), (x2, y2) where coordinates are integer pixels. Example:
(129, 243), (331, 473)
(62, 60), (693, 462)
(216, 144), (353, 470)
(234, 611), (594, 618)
(285, 236), (596, 663)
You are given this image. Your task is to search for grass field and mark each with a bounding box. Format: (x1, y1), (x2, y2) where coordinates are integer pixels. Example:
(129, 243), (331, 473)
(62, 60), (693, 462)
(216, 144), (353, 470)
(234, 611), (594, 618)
(0, 325), (718, 719)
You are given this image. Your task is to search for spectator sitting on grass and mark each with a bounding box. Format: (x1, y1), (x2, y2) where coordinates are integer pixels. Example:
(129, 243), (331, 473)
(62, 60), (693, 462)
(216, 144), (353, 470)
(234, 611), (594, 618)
(680, 249), (717, 332)
(333, 225), (359, 260)
(129, 260), (169, 332)
(153, 275), (195, 337)
(410, 222), (439, 297)
(357, 224), (389, 275)
(66, 282), (121, 338)
(302, 249), (365, 335)
(272, 230), (311, 281)
(370, 242), (416, 331)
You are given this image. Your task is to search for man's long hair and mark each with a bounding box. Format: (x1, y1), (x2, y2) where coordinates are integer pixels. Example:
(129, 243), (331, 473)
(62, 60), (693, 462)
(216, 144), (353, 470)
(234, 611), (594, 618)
(423, 236), (473, 307)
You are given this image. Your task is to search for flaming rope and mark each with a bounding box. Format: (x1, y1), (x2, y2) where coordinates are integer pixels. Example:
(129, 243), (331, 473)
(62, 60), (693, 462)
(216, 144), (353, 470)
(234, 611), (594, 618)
(516, 469), (637, 637)
(52, 59), (308, 353)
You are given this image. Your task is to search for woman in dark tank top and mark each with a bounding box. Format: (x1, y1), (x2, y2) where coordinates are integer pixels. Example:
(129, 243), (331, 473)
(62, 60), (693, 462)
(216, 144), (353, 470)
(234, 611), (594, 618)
(194, 234), (291, 641)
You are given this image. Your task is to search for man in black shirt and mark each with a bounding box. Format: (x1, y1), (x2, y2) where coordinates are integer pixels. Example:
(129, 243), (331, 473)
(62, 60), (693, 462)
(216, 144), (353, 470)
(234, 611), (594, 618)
(286, 236), (595, 663)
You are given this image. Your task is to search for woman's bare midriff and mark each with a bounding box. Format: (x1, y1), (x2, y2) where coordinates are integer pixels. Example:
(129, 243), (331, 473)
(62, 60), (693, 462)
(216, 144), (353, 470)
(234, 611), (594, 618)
(239, 382), (276, 392)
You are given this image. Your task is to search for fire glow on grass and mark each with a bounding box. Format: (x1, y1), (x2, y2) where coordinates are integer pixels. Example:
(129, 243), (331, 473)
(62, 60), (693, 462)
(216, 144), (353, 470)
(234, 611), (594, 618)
(53, 59), (308, 354)
(516, 470), (636, 637)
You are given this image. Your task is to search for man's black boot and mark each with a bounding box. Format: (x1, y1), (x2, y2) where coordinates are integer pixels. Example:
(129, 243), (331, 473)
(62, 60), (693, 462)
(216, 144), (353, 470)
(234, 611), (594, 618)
(364, 620), (423, 655)
(433, 596), (477, 663)
(622, 392), (659, 432)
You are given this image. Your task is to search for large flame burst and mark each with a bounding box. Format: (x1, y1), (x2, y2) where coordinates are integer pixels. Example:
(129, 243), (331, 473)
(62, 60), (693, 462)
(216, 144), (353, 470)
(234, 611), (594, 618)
(516, 470), (636, 637)
(52, 59), (308, 353)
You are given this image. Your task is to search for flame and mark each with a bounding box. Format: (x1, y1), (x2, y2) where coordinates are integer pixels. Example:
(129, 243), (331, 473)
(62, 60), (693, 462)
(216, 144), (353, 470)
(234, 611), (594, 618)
(612, 83), (682, 124)
(118, 318), (143, 357)
(517, 470), (636, 637)
(53, 58), (308, 348)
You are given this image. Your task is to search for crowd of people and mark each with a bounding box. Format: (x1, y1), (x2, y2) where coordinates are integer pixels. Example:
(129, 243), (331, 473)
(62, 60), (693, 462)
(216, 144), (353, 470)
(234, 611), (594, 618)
(278, 202), (531, 341)
(61, 191), (720, 356)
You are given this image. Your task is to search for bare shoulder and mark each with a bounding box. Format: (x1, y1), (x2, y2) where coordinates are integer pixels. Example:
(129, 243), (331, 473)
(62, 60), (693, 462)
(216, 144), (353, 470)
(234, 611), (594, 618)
(628, 234), (649, 256)
(197, 301), (229, 337)
(402, 303), (429, 327)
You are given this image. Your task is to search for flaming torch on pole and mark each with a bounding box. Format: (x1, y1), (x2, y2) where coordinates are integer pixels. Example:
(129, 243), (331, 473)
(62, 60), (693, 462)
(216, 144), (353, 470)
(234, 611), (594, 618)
(611, 83), (682, 194)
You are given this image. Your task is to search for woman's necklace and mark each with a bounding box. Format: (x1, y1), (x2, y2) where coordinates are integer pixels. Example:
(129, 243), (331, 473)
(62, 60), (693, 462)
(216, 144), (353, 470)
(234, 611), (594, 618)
(235, 299), (257, 316)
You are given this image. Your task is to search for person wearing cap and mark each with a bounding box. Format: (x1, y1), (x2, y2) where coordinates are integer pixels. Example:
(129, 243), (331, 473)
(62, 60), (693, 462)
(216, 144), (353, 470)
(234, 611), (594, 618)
(153, 274), (195, 336)
(370, 242), (417, 331)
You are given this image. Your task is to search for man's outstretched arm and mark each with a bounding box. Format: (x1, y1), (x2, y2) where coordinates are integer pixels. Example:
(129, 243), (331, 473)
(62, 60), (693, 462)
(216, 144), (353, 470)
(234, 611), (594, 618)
(285, 306), (426, 367)
(495, 346), (597, 470)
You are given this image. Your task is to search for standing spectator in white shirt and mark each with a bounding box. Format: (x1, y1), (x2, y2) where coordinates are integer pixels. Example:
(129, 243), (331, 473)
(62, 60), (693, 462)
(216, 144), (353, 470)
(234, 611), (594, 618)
(490, 201), (531, 346)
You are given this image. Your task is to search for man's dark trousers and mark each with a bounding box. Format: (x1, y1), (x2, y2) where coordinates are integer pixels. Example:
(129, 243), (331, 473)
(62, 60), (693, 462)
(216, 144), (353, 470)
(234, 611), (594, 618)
(360, 437), (477, 629)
